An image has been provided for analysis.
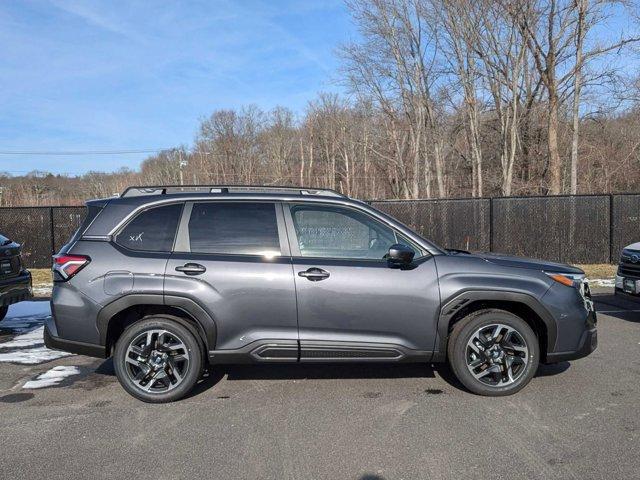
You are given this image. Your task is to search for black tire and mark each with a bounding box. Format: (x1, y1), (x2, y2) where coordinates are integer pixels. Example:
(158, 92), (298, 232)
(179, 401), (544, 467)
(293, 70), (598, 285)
(0, 305), (7, 322)
(447, 309), (539, 396)
(113, 316), (203, 403)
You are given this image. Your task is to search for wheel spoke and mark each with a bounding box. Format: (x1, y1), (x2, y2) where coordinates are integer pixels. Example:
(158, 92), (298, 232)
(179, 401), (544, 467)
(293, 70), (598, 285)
(472, 364), (500, 380)
(167, 359), (183, 384)
(468, 357), (486, 369)
(125, 355), (143, 367)
(490, 325), (504, 343)
(504, 356), (515, 382)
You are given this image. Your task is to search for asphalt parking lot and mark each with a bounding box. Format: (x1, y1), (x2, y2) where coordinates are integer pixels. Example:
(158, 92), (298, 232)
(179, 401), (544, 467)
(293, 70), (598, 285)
(0, 289), (638, 480)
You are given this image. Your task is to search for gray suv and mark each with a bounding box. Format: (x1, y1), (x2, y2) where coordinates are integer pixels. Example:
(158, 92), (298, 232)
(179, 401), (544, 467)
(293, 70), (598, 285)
(45, 186), (597, 402)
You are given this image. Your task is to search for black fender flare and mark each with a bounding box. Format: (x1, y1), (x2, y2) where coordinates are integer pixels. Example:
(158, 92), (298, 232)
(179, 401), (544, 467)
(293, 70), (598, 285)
(97, 294), (217, 350)
(434, 290), (558, 360)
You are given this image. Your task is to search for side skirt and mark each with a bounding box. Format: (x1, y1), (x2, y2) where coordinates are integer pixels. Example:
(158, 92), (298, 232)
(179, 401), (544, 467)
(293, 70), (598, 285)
(209, 340), (433, 364)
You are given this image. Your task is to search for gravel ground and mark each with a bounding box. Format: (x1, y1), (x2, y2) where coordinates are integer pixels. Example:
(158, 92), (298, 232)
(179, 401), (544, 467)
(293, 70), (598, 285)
(0, 289), (638, 480)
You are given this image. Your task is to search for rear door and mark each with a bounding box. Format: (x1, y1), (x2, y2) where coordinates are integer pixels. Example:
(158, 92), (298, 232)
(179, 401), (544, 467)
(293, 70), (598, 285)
(165, 201), (298, 359)
(284, 202), (441, 360)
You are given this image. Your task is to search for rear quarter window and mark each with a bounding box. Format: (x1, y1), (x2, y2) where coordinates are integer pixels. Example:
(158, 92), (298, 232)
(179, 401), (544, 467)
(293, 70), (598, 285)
(115, 204), (183, 252)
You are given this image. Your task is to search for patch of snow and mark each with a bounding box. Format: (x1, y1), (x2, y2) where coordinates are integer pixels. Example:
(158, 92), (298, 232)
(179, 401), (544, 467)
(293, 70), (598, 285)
(32, 285), (52, 297)
(0, 346), (74, 364)
(589, 278), (615, 288)
(23, 366), (81, 389)
(0, 301), (75, 365)
(1, 326), (46, 348)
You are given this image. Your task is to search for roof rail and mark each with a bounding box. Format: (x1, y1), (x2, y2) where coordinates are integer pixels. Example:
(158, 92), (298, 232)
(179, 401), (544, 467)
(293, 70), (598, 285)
(120, 185), (346, 198)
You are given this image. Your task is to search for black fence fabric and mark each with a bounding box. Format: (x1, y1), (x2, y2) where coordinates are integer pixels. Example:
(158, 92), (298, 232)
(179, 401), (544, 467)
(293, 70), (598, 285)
(0, 195), (638, 268)
(490, 196), (611, 264)
(0, 206), (85, 268)
(371, 199), (491, 252)
(372, 194), (636, 265)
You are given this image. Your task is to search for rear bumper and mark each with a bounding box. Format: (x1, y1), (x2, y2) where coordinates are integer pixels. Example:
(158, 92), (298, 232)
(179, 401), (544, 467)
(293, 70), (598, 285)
(545, 326), (597, 363)
(0, 270), (32, 307)
(44, 317), (107, 358)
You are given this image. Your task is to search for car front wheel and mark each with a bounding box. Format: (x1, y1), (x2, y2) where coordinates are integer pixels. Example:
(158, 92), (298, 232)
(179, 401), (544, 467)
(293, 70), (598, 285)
(113, 316), (203, 403)
(447, 309), (539, 396)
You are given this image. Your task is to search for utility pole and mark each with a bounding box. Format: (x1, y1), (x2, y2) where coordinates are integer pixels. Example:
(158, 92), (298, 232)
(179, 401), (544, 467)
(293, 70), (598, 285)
(178, 150), (187, 186)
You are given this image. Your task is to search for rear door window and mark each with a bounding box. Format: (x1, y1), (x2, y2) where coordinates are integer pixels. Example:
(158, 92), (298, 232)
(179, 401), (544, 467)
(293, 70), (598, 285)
(188, 202), (281, 256)
(115, 204), (182, 252)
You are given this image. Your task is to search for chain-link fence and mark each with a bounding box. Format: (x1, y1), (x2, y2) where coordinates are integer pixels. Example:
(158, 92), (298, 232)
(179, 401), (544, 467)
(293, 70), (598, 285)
(372, 194), (638, 265)
(491, 195), (611, 264)
(1, 195), (638, 267)
(0, 206), (85, 268)
(371, 198), (491, 252)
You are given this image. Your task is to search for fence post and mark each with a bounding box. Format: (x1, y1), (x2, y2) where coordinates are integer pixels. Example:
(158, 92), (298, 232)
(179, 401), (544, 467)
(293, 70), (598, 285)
(609, 194), (614, 264)
(49, 206), (55, 257)
(489, 197), (494, 253)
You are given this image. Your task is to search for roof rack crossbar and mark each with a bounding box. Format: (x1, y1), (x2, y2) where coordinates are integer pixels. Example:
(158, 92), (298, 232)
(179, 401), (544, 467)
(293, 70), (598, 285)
(120, 185), (346, 198)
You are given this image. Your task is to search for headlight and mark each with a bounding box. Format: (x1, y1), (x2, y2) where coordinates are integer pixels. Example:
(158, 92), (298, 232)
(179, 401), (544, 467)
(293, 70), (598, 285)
(545, 272), (585, 288)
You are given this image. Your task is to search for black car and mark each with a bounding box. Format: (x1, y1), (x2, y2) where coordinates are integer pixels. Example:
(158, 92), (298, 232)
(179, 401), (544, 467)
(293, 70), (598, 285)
(615, 242), (640, 299)
(0, 233), (32, 321)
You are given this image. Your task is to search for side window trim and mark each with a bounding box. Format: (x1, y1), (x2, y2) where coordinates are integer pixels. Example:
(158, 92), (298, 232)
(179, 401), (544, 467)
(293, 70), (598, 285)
(282, 202), (302, 257)
(174, 202), (193, 252)
(174, 200), (290, 257)
(275, 203), (291, 257)
(283, 202), (426, 261)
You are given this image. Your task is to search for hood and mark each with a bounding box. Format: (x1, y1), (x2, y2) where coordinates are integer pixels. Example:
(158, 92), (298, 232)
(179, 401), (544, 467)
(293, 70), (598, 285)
(446, 249), (584, 275)
(624, 242), (640, 251)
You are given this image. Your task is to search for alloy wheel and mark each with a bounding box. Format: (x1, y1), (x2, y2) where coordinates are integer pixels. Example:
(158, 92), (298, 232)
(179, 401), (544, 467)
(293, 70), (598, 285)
(465, 323), (529, 387)
(124, 329), (190, 393)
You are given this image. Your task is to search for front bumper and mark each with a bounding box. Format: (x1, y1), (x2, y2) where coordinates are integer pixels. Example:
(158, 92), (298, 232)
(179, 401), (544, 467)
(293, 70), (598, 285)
(0, 270), (32, 307)
(615, 273), (640, 300)
(545, 325), (597, 363)
(615, 288), (640, 301)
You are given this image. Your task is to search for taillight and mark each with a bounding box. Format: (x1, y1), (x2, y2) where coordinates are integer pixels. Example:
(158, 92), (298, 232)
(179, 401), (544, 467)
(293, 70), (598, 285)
(52, 254), (90, 281)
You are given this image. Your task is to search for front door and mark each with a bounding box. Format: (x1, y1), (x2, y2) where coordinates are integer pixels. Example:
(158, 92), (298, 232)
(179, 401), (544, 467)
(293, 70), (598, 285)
(284, 203), (440, 360)
(165, 201), (298, 360)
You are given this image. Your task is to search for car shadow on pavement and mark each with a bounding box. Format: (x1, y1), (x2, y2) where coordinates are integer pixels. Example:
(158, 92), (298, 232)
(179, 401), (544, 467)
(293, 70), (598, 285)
(92, 352), (572, 399)
(593, 293), (640, 322)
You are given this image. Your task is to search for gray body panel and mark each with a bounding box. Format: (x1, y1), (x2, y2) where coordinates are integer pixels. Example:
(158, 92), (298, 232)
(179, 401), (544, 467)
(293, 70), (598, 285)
(292, 257), (440, 352)
(165, 254), (298, 351)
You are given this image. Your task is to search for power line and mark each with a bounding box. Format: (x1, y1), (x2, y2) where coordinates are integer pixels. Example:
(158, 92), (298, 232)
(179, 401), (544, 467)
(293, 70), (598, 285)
(0, 149), (172, 155)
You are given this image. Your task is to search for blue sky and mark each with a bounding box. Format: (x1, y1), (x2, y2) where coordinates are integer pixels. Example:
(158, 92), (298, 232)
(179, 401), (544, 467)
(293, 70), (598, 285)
(0, 0), (354, 175)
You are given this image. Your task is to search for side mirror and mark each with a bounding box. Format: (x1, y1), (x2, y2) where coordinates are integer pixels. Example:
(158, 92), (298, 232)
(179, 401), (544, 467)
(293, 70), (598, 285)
(387, 243), (415, 267)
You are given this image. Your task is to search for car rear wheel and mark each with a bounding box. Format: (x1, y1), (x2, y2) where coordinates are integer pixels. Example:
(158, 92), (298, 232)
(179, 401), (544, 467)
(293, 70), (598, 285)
(447, 309), (539, 396)
(0, 305), (8, 322)
(113, 316), (203, 403)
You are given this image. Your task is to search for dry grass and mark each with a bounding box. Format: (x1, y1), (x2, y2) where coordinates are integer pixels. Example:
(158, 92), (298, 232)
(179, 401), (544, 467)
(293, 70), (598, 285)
(30, 268), (52, 286)
(575, 264), (617, 279)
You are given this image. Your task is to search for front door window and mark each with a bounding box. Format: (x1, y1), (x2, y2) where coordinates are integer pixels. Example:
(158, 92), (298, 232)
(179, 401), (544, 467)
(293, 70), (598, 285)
(290, 205), (416, 260)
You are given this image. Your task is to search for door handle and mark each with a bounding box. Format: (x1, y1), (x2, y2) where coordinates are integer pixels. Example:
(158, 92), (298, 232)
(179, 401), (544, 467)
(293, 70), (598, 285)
(175, 263), (206, 275)
(298, 268), (330, 281)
